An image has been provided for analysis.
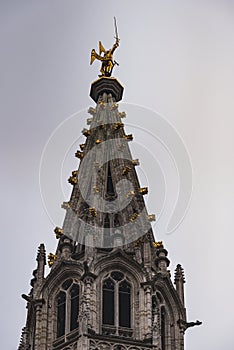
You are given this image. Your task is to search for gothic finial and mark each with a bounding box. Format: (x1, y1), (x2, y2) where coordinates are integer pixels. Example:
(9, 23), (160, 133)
(174, 264), (186, 305)
(36, 243), (46, 265)
(30, 244), (46, 288)
(174, 264), (186, 283)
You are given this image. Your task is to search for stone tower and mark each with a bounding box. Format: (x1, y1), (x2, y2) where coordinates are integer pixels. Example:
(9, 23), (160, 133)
(18, 39), (201, 350)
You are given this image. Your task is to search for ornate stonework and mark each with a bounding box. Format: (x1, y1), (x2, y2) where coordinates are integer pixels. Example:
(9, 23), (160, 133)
(18, 76), (200, 350)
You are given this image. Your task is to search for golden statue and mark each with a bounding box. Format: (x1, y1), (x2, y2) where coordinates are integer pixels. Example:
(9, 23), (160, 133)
(90, 17), (119, 77)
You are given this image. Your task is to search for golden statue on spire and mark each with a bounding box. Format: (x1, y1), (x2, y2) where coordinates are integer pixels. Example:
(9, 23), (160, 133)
(90, 17), (120, 77)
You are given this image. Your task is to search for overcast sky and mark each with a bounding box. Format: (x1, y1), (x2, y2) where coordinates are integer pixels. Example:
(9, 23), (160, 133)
(1, 1), (234, 349)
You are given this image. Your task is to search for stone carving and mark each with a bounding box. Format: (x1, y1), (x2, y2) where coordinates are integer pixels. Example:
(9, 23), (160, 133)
(79, 296), (90, 334)
(90, 341), (148, 350)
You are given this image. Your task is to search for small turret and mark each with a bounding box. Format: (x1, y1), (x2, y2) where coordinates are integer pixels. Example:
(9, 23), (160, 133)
(174, 264), (186, 305)
(154, 242), (170, 272)
(30, 244), (46, 294)
(36, 244), (46, 281)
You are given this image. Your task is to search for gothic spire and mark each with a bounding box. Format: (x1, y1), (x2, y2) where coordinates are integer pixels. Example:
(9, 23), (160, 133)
(18, 29), (199, 350)
(56, 79), (156, 256)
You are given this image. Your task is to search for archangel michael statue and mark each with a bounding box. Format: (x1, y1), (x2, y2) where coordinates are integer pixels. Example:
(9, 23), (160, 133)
(90, 17), (120, 77)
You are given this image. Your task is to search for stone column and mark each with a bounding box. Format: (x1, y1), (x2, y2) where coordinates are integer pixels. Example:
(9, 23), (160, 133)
(39, 300), (49, 350)
(179, 328), (185, 350)
(85, 229), (94, 266)
(91, 280), (97, 332)
(152, 296), (160, 350)
(83, 276), (93, 330)
(143, 241), (151, 268)
(34, 301), (43, 350)
(144, 285), (152, 339)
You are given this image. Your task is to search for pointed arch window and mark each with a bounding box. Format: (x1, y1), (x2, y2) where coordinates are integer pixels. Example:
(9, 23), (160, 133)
(119, 280), (131, 328)
(102, 271), (132, 333)
(70, 284), (79, 331)
(106, 162), (116, 198)
(103, 278), (115, 325)
(57, 291), (66, 337)
(55, 279), (79, 339)
(161, 306), (166, 350)
(155, 293), (167, 350)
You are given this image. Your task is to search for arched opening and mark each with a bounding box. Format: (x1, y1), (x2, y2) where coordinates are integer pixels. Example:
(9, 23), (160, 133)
(56, 291), (66, 338)
(103, 278), (115, 325)
(55, 280), (79, 339)
(70, 284), (79, 331)
(119, 280), (131, 328)
(106, 162), (115, 198)
(102, 271), (132, 335)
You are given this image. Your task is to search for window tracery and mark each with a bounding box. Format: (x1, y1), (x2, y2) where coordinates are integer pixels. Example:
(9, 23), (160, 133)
(102, 271), (132, 334)
(55, 279), (79, 338)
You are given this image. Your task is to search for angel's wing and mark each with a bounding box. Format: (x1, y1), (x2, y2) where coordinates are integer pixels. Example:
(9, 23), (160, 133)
(90, 49), (103, 65)
(99, 41), (106, 55)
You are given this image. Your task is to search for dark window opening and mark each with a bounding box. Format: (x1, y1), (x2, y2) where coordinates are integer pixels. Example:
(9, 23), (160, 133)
(161, 306), (166, 350)
(85, 179), (92, 201)
(103, 278), (115, 325)
(106, 163), (115, 197)
(70, 284), (79, 331)
(81, 235), (85, 252)
(62, 279), (72, 290)
(57, 291), (66, 338)
(119, 280), (131, 328)
(104, 215), (111, 246)
(114, 214), (120, 227)
(111, 271), (124, 281)
(56, 281), (80, 339)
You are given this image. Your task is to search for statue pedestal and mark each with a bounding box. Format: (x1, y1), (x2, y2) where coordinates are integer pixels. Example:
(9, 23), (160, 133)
(90, 76), (124, 102)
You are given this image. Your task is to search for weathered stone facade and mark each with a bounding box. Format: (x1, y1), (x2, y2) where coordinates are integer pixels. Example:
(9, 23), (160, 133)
(18, 77), (198, 350)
